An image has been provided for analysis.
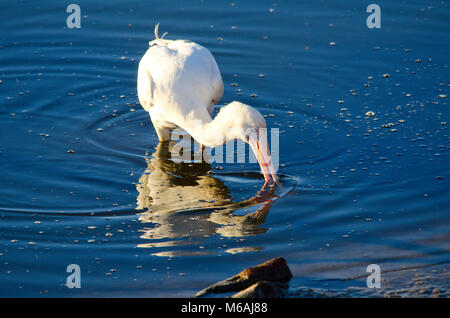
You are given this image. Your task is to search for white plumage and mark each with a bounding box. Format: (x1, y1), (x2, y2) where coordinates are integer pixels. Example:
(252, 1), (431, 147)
(137, 24), (277, 183)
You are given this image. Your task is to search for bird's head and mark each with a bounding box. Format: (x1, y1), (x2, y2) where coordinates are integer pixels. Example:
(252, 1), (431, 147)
(215, 101), (278, 184)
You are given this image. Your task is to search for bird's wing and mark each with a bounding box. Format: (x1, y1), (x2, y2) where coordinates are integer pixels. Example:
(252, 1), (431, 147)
(211, 55), (224, 105)
(137, 54), (154, 111)
(138, 38), (224, 121)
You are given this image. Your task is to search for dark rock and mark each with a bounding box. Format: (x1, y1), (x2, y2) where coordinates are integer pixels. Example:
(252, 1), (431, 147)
(231, 281), (289, 298)
(195, 257), (292, 297)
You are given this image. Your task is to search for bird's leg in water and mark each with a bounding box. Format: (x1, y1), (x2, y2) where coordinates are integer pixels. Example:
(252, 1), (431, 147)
(195, 143), (208, 163)
(151, 118), (171, 142)
(191, 138), (206, 163)
(200, 144), (206, 155)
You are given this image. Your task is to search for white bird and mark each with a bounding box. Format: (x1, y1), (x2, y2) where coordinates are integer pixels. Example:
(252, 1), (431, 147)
(137, 24), (277, 184)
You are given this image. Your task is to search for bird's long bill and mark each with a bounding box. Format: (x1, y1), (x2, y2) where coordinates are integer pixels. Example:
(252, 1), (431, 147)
(248, 134), (278, 184)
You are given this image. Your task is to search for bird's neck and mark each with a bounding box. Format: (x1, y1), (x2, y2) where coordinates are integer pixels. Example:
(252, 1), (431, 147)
(181, 106), (238, 148)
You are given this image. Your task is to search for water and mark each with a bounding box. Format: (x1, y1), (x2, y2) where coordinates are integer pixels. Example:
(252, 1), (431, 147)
(0, 0), (449, 297)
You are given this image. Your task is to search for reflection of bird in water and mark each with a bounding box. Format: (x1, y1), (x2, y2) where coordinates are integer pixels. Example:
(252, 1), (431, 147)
(136, 141), (278, 243)
(136, 141), (231, 213)
(137, 24), (277, 184)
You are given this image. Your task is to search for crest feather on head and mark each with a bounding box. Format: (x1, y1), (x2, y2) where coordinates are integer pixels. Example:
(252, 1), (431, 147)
(149, 22), (169, 46)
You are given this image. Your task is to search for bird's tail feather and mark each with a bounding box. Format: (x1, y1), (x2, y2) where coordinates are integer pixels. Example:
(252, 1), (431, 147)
(150, 22), (169, 46)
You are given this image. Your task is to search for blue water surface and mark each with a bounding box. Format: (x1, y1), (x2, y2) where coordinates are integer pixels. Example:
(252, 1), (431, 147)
(0, 0), (449, 296)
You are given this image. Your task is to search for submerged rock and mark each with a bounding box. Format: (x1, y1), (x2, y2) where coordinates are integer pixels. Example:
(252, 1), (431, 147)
(231, 281), (289, 298)
(195, 257), (292, 297)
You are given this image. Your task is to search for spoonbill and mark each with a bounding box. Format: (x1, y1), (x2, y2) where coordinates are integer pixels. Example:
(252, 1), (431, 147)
(137, 24), (278, 184)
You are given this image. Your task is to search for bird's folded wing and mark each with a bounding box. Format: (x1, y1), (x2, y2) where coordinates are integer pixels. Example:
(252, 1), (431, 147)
(137, 58), (154, 111)
(211, 58), (224, 105)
